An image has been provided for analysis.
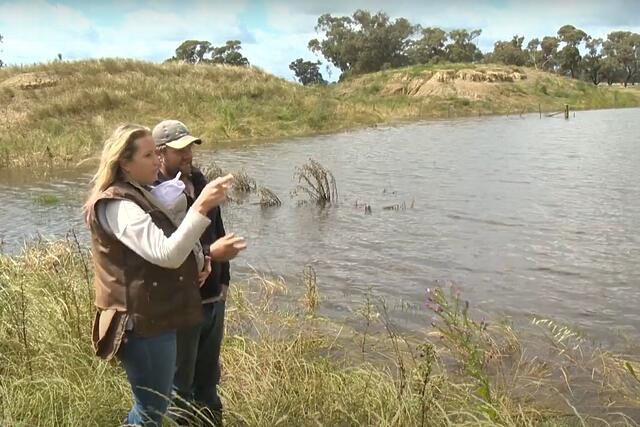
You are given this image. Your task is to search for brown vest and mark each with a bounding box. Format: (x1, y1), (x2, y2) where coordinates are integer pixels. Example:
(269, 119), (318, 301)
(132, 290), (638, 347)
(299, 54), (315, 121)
(88, 180), (203, 337)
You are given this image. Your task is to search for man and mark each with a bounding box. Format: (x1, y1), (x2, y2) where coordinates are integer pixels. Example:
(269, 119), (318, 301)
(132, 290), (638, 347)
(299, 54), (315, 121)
(152, 120), (246, 425)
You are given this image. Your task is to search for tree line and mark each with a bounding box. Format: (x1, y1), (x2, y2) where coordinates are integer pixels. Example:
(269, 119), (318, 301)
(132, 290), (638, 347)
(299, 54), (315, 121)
(303, 10), (640, 87)
(487, 27), (640, 86)
(3, 9), (638, 88)
(166, 10), (639, 87)
(166, 39), (250, 66)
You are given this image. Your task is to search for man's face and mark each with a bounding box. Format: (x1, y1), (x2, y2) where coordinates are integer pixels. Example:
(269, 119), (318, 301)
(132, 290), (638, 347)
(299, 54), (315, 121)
(161, 144), (194, 176)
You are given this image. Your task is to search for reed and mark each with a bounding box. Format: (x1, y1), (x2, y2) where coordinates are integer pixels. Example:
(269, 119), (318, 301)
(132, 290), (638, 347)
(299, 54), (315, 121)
(292, 159), (338, 206)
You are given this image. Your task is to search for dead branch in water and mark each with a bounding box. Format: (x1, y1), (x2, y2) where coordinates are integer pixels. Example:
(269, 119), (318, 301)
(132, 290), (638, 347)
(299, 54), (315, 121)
(292, 159), (338, 206)
(201, 162), (226, 181)
(258, 186), (281, 207)
(232, 170), (257, 193)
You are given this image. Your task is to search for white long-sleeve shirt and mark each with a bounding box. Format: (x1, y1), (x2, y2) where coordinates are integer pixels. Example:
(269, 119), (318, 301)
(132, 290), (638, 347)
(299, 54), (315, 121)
(96, 199), (209, 271)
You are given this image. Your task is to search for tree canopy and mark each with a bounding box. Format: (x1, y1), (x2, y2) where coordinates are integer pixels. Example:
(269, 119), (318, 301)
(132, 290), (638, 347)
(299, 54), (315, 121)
(407, 27), (448, 64)
(210, 40), (249, 66)
(490, 35), (528, 66)
(168, 39), (249, 66)
(169, 11), (640, 87)
(445, 29), (483, 63)
(289, 58), (327, 86)
(603, 31), (640, 86)
(556, 25), (588, 78)
(308, 10), (417, 76)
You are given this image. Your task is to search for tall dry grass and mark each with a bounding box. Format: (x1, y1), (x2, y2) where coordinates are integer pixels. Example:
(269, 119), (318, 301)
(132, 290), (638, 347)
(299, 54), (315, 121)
(1, 239), (639, 426)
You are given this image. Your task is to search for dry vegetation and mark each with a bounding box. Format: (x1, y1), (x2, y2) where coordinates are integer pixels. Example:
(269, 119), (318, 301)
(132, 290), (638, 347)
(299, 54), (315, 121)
(1, 59), (639, 169)
(1, 240), (639, 426)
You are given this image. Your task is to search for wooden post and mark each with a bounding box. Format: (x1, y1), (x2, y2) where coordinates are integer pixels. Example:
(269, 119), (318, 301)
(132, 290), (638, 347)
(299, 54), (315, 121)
(564, 104), (569, 119)
(539, 104), (542, 119)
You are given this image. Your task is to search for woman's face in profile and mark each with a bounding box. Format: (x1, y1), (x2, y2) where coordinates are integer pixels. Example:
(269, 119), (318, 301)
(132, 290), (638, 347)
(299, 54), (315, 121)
(121, 134), (160, 185)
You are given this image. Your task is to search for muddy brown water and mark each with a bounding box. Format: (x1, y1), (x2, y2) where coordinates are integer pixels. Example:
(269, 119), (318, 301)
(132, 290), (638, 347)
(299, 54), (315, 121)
(1, 108), (638, 348)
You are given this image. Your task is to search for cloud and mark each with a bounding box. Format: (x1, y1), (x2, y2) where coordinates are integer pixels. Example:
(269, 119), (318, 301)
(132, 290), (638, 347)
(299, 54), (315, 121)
(264, 0), (640, 61)
(0, 0), (96, 61)
(0, 0), (93, 31)
(0, 0), (251, 63)
(241, 28), (334, 80)
(266, 0), (640, 28)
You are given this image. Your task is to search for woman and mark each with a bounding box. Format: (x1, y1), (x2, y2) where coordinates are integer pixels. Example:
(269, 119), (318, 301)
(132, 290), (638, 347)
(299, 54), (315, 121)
(83, 124), (233, 426)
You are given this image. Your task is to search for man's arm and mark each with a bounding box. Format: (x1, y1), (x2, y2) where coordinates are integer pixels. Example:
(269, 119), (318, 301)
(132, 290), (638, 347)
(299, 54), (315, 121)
(215, 207), (232, 287)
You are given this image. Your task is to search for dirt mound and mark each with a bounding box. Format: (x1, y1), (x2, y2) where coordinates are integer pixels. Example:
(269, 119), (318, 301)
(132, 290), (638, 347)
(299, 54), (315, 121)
(1, 72), (58, 90)
(381, 69), (526, 99)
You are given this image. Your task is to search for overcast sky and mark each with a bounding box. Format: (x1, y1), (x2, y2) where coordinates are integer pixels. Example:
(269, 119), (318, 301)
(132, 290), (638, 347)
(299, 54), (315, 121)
(1, 0), (638, 80)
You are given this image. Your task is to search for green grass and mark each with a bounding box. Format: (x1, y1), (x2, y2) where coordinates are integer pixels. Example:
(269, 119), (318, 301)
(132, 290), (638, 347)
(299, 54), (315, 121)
(1, 59), (639, 169)
(1, 240), (639, 426)
(32, 193), (61, 205)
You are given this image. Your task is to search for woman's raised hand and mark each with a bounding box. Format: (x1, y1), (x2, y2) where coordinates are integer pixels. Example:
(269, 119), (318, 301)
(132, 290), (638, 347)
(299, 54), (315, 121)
(192, 174), (234, 215)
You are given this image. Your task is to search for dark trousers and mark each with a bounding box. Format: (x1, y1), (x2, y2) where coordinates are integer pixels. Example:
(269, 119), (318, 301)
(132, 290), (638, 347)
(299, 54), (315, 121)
(173, 301), (226, 419)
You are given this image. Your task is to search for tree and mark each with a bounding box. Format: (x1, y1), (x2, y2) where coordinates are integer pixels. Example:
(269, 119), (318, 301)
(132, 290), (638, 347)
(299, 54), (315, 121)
(289, 58), (327, 85)
(582, 37), (603, 85)
(556, 25), (588, 78)
(526, 38), (543, 69)
(540, 36), (560, 72)
(603, 31), (640, 87)
(167, 39), (249, 66)
(308, 10), (417, 76)
(600, 56), (622, 85)
(445, 29), (483, 63)
(210, 40), (249, 66)
(308, 14), (353, 73)
(491, 35), (528, 66)
(172, 40), (212, 64)
(557, 25), (588, 46)
(408, 27), (447, 64)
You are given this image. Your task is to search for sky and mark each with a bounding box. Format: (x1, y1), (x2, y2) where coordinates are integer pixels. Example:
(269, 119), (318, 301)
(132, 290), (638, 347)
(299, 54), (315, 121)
(0, 0), (639, 81)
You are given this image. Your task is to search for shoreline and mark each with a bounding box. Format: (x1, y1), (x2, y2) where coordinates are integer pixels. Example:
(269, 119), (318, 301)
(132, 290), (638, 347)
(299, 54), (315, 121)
(3, 103), (640, 173)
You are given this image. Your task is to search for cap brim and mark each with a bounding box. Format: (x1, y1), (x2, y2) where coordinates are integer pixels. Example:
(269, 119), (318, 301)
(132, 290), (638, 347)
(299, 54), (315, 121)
(164, 135), (202, 149)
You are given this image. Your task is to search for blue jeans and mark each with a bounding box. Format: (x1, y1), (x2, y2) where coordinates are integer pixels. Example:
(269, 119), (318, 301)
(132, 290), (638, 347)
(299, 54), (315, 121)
(173, 301), (225, 418)
(117, 330), (177, 426)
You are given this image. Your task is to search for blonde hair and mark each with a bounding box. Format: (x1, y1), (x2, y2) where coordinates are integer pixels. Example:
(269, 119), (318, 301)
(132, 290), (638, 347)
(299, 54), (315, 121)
(83, 124), (151, 218)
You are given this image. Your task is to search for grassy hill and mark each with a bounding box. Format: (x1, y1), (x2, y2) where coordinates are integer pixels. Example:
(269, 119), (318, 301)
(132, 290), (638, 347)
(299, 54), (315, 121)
(1, 59), (639, 169)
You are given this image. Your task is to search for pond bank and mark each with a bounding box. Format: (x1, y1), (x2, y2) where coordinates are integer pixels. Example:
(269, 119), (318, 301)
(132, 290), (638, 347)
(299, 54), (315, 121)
(2, 59), (639, 169)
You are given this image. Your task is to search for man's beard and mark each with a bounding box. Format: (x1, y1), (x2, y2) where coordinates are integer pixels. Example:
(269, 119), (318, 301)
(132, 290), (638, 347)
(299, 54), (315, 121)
(179, 162), (192, 175)
(162, 162), (189, 178)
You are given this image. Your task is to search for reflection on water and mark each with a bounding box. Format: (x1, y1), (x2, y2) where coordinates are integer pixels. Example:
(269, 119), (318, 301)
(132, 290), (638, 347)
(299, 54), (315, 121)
(1, 108), (639, 346)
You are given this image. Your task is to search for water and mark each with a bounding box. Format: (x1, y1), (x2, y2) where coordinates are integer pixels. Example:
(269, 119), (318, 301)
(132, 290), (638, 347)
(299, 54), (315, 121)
(1, 108), (639, 345)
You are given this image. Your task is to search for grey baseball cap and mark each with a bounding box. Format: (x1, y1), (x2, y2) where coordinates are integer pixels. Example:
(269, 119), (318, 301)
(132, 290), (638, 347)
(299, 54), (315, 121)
(152, 120), (202, 149)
